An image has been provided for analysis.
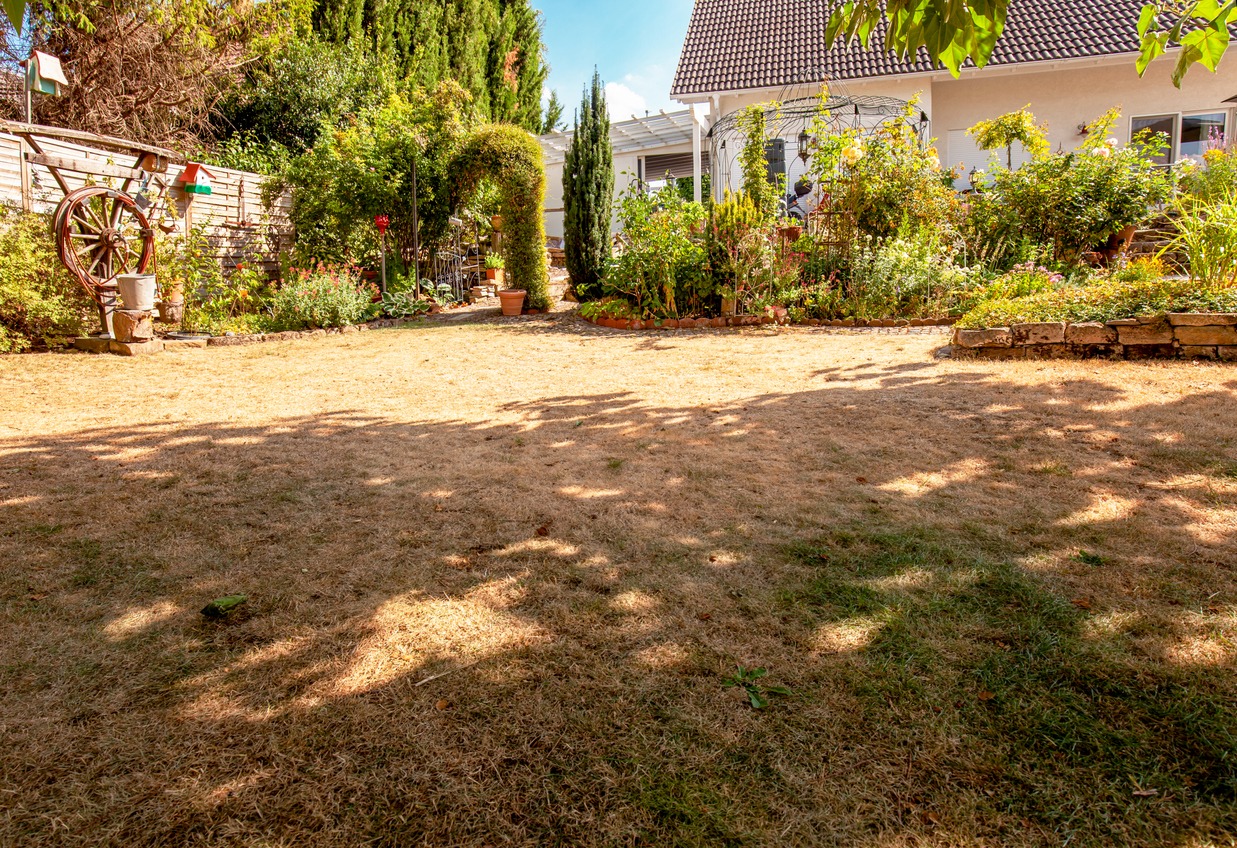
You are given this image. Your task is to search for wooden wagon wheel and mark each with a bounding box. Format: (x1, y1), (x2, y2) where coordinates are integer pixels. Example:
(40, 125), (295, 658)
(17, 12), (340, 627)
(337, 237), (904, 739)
(54, 185), (154, 304)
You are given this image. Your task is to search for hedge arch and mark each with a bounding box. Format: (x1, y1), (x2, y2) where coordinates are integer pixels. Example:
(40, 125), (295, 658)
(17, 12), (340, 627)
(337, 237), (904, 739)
(454, 124), (551, 310)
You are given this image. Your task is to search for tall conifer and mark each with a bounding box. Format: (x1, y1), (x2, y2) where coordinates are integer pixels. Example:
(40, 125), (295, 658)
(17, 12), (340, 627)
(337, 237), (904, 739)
(562, 70), (612, 299)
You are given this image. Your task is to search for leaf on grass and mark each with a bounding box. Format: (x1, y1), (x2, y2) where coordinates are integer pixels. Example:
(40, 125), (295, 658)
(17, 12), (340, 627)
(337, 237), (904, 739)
(747, 689), (768, 709)
(921, 811), (941, 826)
(1132, 788), (1159, 797)
(977, 690), (996, 701)
(435, 699), (451, 711)
(1072, 596), (1093, 610)
(201, 594), (248, 618)
(696, 612), (712, 621)
(855, 476), (868, 483)
(535, 523), (550, 537)
(1076, 550), (1105, 567)
(765, 685), (793, 696)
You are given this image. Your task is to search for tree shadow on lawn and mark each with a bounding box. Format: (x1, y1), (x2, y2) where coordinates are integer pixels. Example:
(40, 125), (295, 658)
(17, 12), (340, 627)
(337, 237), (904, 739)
(0, 366), (1234, 846)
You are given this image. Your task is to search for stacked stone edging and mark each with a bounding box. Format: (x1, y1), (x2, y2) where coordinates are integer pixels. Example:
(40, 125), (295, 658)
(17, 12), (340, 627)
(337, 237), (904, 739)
(582, 314), (956, 331)
(953, 314), (1237, 360)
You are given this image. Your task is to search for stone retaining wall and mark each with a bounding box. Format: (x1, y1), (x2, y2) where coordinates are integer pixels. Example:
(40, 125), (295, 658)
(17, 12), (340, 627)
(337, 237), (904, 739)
(953, 314), (1237, 361)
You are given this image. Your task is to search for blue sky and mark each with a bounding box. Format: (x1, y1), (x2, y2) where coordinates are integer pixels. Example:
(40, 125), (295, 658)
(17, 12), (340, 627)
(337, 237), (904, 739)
(532, 0), (696, 128)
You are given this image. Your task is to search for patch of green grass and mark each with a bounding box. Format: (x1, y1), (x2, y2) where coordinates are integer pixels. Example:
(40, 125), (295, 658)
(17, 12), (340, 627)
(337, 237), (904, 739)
(607, 458), (625, 471)
(781, 526), (1237, 840)
(635, 771), (748, 846)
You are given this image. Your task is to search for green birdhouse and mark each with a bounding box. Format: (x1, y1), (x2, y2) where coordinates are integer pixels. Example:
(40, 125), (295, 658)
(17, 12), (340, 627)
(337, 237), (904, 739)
(179, 163), (214, 196)
(25, 51), (68, 97)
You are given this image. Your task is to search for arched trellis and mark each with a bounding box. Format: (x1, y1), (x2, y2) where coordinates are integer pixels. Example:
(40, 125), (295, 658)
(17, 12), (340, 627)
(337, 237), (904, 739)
(708, 94), (929, 202)
(453, 125), (551, 311)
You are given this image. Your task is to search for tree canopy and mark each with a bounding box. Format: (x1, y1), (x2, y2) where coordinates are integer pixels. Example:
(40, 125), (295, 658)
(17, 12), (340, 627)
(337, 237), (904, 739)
(827, 0), (1232, 87)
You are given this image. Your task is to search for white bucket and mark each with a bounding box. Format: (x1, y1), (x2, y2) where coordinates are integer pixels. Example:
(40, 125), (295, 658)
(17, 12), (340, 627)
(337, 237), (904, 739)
(116, 273), (158, 311)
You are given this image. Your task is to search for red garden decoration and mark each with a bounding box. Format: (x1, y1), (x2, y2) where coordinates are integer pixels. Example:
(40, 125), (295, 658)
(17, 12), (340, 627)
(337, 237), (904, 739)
(374, 214), (389, 236)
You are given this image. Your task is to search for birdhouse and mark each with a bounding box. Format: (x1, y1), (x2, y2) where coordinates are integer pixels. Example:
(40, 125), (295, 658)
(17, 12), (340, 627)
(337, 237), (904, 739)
(25, 51), (68, 97)
(179, 163), (214, 196)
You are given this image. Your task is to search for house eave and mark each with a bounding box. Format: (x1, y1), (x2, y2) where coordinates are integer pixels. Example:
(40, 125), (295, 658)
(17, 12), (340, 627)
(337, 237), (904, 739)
(671, 49), (1158, 107)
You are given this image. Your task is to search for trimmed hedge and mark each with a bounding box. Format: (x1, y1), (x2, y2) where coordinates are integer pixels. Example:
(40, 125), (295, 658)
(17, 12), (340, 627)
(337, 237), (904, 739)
(455, 124), (551, 310)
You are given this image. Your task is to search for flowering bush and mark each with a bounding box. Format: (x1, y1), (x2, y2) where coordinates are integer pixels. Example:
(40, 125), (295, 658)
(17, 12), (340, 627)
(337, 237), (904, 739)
(973, 109), (1174, 264)
(266, 266), (378, 330)
(808, 98), (959, 241)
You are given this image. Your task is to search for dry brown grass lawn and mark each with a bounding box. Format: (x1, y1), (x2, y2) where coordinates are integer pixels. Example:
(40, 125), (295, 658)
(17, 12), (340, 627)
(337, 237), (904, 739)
(0, 316), (1234, 846)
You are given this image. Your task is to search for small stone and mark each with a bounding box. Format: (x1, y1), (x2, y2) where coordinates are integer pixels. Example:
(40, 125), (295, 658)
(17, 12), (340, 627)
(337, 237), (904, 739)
(73, 336), (111, 353)
(678, 318), (696, 329)
(341, 324), (359, 334)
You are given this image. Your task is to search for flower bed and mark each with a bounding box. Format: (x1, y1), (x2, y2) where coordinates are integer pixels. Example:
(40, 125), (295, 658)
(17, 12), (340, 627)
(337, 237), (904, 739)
(953, 313), (1237, 360)
(581, 312), (955, 331)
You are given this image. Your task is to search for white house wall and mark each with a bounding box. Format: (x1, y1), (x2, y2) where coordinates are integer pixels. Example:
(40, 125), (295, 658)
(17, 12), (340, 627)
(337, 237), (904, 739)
(693, 52), (1236, 196)
(541, 140), (698, 239)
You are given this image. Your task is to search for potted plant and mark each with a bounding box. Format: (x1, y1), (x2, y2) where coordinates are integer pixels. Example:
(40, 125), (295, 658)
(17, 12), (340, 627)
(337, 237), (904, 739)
(484, 253), (505, 286)
(777, 217), (803, 242)
(490, 213), (503, 233)
(498, 286), (526, 316)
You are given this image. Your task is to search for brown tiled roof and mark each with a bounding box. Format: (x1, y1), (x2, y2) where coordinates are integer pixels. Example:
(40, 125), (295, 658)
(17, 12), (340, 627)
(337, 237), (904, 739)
(671, 0), (1151, 97)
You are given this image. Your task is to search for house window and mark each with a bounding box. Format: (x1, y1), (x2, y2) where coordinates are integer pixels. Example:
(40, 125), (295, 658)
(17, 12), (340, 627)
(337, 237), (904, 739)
(1131, 115), (1175, 164)
(1181, 112), (1227, 160)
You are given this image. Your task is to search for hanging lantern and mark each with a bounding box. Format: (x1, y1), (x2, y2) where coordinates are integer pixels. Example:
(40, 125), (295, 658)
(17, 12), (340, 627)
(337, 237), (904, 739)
(797, 130), (812, 163)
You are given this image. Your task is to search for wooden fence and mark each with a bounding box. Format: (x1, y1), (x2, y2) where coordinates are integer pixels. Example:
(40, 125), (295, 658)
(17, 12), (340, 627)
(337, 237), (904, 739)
(0, 131), (292, 275)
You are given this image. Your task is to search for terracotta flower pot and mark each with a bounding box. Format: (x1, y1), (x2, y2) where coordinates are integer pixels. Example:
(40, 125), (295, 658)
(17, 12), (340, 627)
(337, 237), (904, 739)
(491, 214), (503, 232)
(498, 289), (526, 316)
(485, 268), (505, 285)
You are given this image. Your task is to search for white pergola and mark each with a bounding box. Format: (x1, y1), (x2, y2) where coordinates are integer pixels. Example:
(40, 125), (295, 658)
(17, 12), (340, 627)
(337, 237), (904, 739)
(539, 107), (709, 202)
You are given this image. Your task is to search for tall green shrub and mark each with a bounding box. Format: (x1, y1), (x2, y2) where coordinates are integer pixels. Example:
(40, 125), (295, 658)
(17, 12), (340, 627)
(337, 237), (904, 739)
(563, 70), (613, 300)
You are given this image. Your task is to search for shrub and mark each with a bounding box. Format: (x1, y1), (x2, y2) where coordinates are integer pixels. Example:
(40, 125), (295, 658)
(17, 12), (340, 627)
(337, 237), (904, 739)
(949, 262), (1062, 316)
(266, 266), (377, 330)
(1179, 144), (1237, 204)
(606, 182), (709, 317)
(976, 110), (1174, 264)
(169, 226), (274, 336)
(563, 70), (613, 300)
(843, 230), (970, 319)
(0, 207), (93, 352)
(707, 191), (768, 311)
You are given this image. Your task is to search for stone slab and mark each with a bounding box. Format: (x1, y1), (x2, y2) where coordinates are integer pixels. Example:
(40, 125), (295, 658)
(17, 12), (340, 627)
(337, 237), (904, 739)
(1065, 322), (1117, 345)
(1011, 322), (1066, 345)
(1022, 344), (1073, 359)
(1218, 346), (1237, 362)
(73, 336), (111, 353)
(1167, 312), (1237, 326)
(955, 328), (1012, 348)
(1179, 345), (1218, 359)
(109, 339), (163, 356)
(1116, 324), (1174, 345)
(163, 338), (207, 351)
(1175, 325), (1237, 346)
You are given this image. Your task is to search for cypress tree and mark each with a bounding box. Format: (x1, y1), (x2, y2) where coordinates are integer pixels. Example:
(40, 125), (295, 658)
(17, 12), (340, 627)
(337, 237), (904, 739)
(563, 70), (612, 300)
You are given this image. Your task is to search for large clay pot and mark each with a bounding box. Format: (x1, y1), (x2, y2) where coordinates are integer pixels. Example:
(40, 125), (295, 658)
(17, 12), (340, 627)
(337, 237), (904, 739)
(117, 273), (158, 311)
(498, 289), (526, 316)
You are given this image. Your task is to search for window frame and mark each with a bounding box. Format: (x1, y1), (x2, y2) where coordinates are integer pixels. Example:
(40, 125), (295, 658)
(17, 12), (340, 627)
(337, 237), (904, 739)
(1130, 110), (1234, 163)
